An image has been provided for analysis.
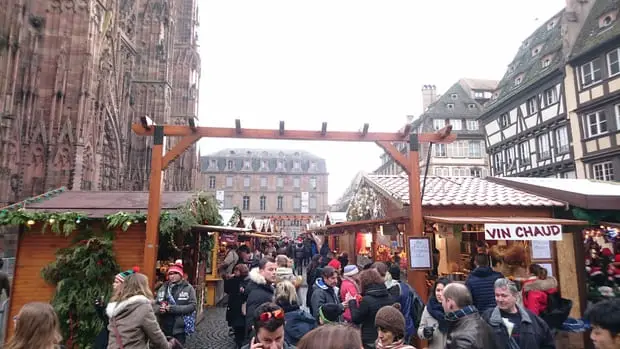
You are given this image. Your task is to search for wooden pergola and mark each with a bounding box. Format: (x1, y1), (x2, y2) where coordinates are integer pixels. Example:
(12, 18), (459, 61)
(132, 118), (455, 303)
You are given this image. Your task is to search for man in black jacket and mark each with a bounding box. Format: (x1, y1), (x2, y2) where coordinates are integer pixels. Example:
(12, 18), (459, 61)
(465, 254), (503, 313)
(154, 262), (197, 344)
(442, 283), (499, 349)
(244, 257), (278, 338)
(482, 278), (555, 349)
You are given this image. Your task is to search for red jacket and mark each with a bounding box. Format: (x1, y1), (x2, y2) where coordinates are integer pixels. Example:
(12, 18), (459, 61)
(339, 277), (360, 322)
(522, 276), (558, 315)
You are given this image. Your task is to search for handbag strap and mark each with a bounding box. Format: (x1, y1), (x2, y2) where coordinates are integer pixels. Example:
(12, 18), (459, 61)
(110, 317), (125, 349)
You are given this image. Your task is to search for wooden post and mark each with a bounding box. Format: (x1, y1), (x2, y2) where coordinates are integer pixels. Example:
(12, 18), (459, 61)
(407, 134), (428, 348)
(144, 126), (165, 286)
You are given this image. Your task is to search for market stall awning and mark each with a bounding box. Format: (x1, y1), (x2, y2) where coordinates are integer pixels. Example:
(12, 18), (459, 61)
(308, 216), (409, 234)
(191, 224), (277, 238)
(423, 216), (590, 225)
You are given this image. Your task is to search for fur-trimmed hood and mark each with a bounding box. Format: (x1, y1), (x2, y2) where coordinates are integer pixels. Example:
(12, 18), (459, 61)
(106, 295), (151, 318)
(249, 267), (267, 285)
(523, 276), (558, 292)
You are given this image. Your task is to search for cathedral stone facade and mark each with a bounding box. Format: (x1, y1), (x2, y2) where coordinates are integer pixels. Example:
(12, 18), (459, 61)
(0, 0), (200, 206)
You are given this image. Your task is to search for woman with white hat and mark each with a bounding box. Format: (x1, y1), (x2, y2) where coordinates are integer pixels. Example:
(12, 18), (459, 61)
(340, 265), (361, 323)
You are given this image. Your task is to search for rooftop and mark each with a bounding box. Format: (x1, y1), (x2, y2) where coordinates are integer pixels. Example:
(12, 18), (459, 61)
(205, 148), (324, 160)
(570, 0), (620, 60)
(417, 79), (495, 120)
(363, 175), (564, 207)
(483, 9), (565, 114)
(459, 78), (499, 91)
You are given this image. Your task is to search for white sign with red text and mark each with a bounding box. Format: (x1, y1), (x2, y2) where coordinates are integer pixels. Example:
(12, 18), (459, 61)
(484, 223), (562, 241)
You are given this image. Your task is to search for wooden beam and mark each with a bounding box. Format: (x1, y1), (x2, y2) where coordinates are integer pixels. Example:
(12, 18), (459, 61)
(162, 134), (201, 169)
(144, 126), (165, 288)
(132, 124), (457, 143)
(375, 141), (410, 175)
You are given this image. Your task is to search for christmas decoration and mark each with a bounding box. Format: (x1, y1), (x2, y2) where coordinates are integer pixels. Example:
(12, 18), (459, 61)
(583, 225), (620, 302)
(41, 238), (121, 348)
(347, 184), (384, 221)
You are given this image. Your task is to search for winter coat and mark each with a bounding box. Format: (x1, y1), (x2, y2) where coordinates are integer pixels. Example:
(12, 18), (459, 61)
(94, 300), (109, 349)
(348, 283), (395, 346)
(446, 311), (499, 349)
(522, 276), (558, 315)
(310, 278), (342, 320)
(279, 301), (317, 345)
(276, 267), (302, 288)
(483, 305), (556, 349)
(340, 277), (360, 322)
(417, 307), (447, 349)
(240, 341), (296, 349)
(244, 267), (275, 331)
(224, 275), (249, 328)
(153, 280), (197, 336)
(294, 243), (305, 260)
(465, 267), (504, 312)
(106, 295), (169, 349)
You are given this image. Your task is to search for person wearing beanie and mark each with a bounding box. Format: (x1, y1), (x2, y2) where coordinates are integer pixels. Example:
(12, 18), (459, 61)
(375, 305), (417, 349)
(319, 303), (344, 325)
(340, 265), (361, 322)
(153, 261), (197, 344)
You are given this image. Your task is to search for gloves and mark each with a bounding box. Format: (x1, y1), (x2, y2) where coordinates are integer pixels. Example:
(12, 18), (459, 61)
(422, 326), (435, 339)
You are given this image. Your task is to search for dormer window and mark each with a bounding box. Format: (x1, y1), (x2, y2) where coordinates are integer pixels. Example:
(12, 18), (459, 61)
(547, 19), (557, 30)
(599, 11), (618, 28)
(276, 160), (285, 170)
(210, 159), (217, 168)
(515, 76), (523, 85)
(450, 93), (458, 100)
(499, 113), (510, 128)
(507, 65), (515, 74)
(542, 57), (552, 68)
(446, 103), (455, 110)
(492, 92), (499, 100)
(532, 44), (543, 57)
(260, 160), (268, 170)
(468, 104), (476, 110)
(243, 160), (251, 170)
(523, 39), (531, 48)
(293, 160), (301, 170)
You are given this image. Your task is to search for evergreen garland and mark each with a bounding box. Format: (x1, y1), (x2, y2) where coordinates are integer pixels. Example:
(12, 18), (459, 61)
(41, 238), (120, 349)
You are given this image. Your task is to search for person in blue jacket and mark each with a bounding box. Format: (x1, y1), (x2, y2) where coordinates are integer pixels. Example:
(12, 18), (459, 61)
(465, 253), (503, 313)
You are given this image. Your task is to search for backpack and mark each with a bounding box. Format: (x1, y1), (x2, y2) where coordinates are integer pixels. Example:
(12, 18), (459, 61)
(394, 281), (425, 335)
(539, 291), (572, 330)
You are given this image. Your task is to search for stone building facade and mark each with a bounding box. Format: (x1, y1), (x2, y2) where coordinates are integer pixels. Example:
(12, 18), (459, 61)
(0, 0), (200, 206)
(199, 148), (329, 227)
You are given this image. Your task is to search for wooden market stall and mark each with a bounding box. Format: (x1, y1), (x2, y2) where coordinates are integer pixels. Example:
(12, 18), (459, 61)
(0, 189), (221, 340)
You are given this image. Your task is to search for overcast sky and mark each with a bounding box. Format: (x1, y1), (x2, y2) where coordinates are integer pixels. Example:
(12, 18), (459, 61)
(198, 0), (566, 204)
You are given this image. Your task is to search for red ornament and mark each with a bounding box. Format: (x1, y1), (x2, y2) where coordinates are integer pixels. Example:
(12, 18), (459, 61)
(97, 260), (102, 265)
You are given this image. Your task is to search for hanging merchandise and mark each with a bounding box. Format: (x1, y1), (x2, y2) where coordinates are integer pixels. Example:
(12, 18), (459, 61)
(584, 226), (620, 302)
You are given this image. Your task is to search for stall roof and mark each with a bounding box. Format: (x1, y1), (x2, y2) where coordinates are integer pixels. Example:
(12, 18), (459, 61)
(191, 225), (255, 234)
(487, 177), (620, 210)
(308, 216), (408, 233)
(12, 191), (195, 217)
(424, 216), (590, 225)
(363, 175), (565, 207)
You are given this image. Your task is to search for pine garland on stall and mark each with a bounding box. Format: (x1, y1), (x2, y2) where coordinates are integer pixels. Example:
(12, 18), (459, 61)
(41, 238), (121, 348)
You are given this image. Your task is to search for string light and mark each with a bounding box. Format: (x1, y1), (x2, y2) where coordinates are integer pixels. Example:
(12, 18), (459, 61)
(26, 220), (35, 226)
(48, 218), (55, 224)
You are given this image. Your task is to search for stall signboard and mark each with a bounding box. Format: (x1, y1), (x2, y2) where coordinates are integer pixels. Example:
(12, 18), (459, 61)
(484, 223), (562, 241)
(408, 237), (433, 270)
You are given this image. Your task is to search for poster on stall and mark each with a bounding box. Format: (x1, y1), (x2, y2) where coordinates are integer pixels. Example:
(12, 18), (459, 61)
(484, 223), (562, 241)
(408, 237), (432, 270)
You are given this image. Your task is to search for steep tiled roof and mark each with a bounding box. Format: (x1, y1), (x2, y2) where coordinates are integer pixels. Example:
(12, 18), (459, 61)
(570, 0), (620, 60)
(483, 9), (565, 113)
(420, 80), (491, 119)
(363, 175), (564, 207)
(459, 78), (499, 91)
(492, 177), (620, 196)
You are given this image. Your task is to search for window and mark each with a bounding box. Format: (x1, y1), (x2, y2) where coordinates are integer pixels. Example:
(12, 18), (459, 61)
(470, 168), (483, 177)
(538, 134), (551, 159)
(260, 176), (267, 188)
(293, 161), (301, 170)
(310, 177), (317, 189)
(434, 144), (447, 157)
(547, 19), (556, 30)
(208, 176), (216, 189)
(224, 195), (233, 209)
(277, 196), (284, 211)
(580, 58), (602, 87)
(450, 119), (462, 130)
(542, 57), (551, 68)
(446, 103), (455, 110)
(450, 141), (468, 157)
(466, 120), (479, 130)
(242, 196), (250, 211)
(499, 113), (510, 128)
(309, 161), (317, 171)
(276, 176), (284, 188)
(243, 160), (251, 170)
(450, 93), (458, 99)
(468, 141), (482, 158)
(259, 196), (267, 211)
(468, 104), (476, 110)
(452, 167), (468, 177)
(433, 119), (445, 130)
(433, 167), (449, 176)
(506, 146), (516, 166)
(601, 15), (615, 28)
(555, 126), (569, 154)
(210, 159), (217, 169)
(493, 152), (504, 172)
(227, 160), (234, 170)
(474, 91), (485, 98)
(260, 160), (269, 170)
(309, 196), (317, 211)
(293, 177), (300, 188)
(226, 176), (233, 187)
(526, 97), (538, 115)
(276, 160), (285, 170)
(293, 196), (301, 211)
(615, 104), (620, 129)
(544, 87), (557, 106)
(515, 76), (523, 85)
(585, 111), (608, 137)
(593, 162), (614, 181)
(519, 141), (531, 165)
(608, 48), (620, 77)
(243, 176), (250, 187)
(531, 45), (542, 56)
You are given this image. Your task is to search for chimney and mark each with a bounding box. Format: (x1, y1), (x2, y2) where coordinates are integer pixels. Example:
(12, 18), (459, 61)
(421, 85), (438, 112)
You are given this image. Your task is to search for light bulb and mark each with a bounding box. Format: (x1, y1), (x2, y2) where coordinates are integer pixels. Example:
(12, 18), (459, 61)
(49, 218), (55, 224)
(26, 220), (35, 226)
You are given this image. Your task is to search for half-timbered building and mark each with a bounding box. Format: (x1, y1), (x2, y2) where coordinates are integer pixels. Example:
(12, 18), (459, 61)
(479, 10), (579, 179)
(565, 0), (620, 181)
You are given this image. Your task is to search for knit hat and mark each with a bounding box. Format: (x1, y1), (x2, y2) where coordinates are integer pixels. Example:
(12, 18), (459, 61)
(167, 261), (184, 276)
(115, 266), (140, 283)
(375, 305), (405, 337)
(343, 265), (359, 277)
(389, 264), (401, 281)
(319, 304), (343, 324)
